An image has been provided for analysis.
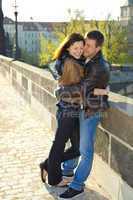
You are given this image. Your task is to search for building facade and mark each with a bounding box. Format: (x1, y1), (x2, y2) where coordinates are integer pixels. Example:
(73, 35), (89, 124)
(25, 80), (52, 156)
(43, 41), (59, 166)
(4, 18), (66, 55)
(120, 0), (133, 55)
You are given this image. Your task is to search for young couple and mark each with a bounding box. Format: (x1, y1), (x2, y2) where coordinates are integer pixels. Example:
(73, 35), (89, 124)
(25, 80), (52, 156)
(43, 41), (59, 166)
(40, 30), (110, 199)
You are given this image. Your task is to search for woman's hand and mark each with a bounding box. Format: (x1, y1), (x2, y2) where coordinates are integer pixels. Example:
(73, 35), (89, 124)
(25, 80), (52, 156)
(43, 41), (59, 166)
(93, 88), (109, 96)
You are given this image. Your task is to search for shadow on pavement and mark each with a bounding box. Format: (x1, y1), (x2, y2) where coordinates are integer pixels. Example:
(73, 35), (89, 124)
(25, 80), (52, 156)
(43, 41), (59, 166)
(44, 183), (110, 200)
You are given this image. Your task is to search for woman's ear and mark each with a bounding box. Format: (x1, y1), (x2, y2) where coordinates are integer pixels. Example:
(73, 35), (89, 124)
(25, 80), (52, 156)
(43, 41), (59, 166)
(67, 47), (70, 52)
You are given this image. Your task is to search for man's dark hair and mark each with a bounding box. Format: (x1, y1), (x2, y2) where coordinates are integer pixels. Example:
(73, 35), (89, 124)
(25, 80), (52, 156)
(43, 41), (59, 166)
(86, 30), (104, 47)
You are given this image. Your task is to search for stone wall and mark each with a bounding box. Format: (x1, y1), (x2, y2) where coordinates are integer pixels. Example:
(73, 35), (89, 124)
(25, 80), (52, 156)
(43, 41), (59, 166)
(0, 55), (133, 200)
(0, 56), (58, 130)
(111, 64), (133, 71)
(93, 92), (133, 199)
(110, 81), (133, 98)
(110, 67), (133, 98)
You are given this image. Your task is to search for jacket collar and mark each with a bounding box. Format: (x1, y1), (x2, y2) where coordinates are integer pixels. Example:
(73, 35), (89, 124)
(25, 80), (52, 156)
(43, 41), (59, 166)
(87, 50), (103, 63)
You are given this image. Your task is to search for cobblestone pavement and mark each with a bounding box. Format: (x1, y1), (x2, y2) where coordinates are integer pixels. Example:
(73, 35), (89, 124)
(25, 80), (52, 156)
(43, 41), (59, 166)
(0, 73), (111, 200)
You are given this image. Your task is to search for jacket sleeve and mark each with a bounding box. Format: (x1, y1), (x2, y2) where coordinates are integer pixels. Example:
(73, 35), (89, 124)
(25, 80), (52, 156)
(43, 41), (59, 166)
(47, 61), (61, 80)
(84, 64), (110, 93)
(82, 64), (110, 112)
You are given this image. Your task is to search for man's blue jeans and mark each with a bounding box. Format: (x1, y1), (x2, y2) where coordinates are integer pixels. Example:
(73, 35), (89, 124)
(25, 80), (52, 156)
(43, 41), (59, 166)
(63, 110), (101, 190)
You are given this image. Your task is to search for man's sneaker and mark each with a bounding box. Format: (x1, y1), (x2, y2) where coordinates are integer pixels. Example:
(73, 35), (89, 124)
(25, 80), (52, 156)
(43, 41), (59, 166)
(59, 187), (84, 199)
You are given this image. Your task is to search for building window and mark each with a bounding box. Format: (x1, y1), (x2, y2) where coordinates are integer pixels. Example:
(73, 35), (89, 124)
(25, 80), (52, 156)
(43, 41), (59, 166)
(122, 8), (128, 17)
(131, 8), (133, 17)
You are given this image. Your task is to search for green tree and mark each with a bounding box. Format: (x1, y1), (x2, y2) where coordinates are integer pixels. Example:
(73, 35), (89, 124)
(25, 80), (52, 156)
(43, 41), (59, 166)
(38, 33), (57, 66)
(89, 16), (129, 64)
(53, 9), (90, 44)
(66, 9), (88, 35)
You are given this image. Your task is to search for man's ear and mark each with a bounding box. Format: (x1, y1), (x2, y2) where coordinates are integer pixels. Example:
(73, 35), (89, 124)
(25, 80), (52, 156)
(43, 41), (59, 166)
(96, 46), (101, 53)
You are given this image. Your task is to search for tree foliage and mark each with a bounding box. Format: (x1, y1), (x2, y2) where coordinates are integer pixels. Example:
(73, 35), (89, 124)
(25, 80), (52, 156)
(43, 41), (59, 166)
(89, 15), (130, 64)
(38, 33), (57, 66)
(53, 9), (88, 42)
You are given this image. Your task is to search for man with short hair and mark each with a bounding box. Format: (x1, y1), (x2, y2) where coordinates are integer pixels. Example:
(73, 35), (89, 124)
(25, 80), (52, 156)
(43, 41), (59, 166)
(59, 30), (110, 199)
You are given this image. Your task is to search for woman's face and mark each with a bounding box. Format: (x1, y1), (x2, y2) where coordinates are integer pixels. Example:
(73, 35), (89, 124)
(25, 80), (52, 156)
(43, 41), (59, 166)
(67, 41), (84, 59)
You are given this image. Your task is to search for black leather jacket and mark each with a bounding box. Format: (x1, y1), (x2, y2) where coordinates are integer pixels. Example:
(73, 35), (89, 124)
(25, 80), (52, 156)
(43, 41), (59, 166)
(83, 51), (110, 116)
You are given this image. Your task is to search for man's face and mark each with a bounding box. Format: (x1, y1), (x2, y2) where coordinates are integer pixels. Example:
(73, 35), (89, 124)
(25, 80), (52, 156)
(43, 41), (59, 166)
(83, 38), (101, 59)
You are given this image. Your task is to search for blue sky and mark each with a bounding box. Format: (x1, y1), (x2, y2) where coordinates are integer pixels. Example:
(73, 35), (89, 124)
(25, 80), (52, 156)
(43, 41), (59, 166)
(3, 0), (125, 22)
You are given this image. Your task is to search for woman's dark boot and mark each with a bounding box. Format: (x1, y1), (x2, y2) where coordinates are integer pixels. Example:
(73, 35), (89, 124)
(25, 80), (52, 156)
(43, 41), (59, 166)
(39, 162), (48, 183)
